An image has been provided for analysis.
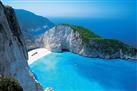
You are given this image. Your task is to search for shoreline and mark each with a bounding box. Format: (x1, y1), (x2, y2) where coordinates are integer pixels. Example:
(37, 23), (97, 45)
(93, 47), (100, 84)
(28, 48), (52, 65)
(27, 48), (137, 65)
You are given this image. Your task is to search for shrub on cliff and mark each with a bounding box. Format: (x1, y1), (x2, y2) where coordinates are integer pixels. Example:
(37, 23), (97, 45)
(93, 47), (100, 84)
(0, 77), (23, 91)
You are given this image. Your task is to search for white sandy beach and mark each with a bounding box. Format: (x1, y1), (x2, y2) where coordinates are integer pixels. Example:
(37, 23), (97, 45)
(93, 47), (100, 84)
(28, 48), (52, 65)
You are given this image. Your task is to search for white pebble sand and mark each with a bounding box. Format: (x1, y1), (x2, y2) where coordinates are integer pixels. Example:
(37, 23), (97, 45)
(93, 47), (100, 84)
(28, 48), (51, 65)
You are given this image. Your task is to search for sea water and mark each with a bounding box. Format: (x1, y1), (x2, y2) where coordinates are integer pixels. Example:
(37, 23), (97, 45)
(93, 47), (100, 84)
(29, 52), (137, 91)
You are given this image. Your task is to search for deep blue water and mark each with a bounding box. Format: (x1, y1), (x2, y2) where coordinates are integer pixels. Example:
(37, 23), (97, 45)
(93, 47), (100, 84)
(30, 52), (137, 91)
(48, 17), (137, 48)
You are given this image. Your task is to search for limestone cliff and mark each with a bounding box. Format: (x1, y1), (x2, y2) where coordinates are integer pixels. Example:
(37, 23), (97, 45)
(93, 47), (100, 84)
(43, 24), (137, 60)
(0, 2), (43, 91)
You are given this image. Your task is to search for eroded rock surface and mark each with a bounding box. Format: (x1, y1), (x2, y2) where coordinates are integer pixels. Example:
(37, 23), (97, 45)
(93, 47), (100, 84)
(43, 24), (137, 60)
(0, 2), (43, 91)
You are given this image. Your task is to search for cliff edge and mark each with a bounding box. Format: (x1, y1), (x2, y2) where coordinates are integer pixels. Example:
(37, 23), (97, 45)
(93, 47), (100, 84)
(0, 2), (43, 91)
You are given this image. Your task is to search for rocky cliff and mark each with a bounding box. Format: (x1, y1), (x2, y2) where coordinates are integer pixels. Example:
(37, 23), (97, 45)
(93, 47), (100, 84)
(0, 2), (43, 91)
(43, 24), (137, 60)
(15, 9), (54, 50)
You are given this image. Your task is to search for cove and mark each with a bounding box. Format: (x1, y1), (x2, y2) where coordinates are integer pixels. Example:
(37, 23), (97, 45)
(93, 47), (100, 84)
(29, 52), (137, 91)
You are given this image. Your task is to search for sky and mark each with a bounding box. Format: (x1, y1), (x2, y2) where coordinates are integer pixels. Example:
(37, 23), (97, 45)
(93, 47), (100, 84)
(1, 0), (136, 18)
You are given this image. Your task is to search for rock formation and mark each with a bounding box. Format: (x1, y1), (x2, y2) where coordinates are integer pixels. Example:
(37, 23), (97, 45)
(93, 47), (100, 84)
(15, 9), (54, 50)
(0, 2), (43, 91)
(43, 24), (137, 60)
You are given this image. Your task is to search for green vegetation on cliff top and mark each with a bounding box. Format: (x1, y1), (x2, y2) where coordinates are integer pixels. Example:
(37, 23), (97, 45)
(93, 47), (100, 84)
(62, 24), (137, 54)
(62, 24), (100, 44)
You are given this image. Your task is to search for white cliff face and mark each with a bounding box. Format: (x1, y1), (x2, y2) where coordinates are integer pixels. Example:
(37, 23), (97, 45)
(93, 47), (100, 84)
(43, 25), (86, 55)
(0, 2), (43, 91)
(43, 25), (137, 60)
(42, 25), (96, 57)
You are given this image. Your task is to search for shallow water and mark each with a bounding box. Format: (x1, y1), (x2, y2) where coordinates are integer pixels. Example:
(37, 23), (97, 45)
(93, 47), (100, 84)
(29, 52), (137, 91)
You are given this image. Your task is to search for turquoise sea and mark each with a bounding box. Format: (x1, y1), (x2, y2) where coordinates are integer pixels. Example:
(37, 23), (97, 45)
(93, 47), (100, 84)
(29, 52), (137, 91)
